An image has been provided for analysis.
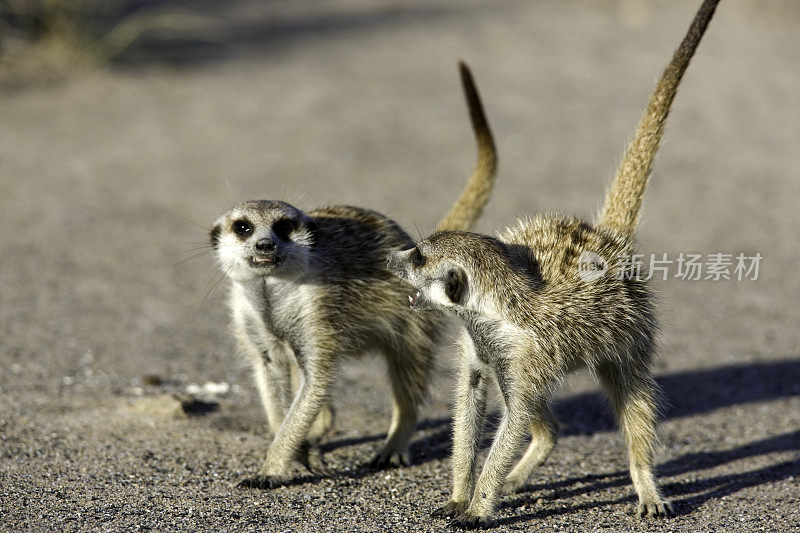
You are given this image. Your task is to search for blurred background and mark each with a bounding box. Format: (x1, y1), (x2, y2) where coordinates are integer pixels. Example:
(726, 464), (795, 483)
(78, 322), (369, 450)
(1, 1), (799, 530)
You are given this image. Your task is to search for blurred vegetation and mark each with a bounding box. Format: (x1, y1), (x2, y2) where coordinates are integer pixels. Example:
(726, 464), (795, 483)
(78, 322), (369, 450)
(0, 0), (210, 89)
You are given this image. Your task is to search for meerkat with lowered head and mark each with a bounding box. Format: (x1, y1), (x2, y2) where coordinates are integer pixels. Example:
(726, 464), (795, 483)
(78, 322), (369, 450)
(210, 63), (497, 488)
(388, 0), (720, 527)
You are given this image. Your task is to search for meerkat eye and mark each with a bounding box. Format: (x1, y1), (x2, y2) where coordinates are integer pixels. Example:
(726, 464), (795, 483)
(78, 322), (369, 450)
(445, 268), (466, 304)
(410, 247), (426, 268)
(232, 219), (253, 237)
(272, 218), (296, 241)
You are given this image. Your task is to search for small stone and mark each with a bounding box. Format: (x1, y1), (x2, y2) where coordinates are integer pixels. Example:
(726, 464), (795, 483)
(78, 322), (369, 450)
(143, 374), (163, 386)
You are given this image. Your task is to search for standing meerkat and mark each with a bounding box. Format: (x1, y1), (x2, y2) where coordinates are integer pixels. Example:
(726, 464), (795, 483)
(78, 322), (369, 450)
(210, 63), (497, 488)
(388, 0), (720, 527)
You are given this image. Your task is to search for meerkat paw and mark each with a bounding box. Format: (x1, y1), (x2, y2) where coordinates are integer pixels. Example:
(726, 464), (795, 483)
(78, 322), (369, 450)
(236, 473), (286, 490)
(296, 442), (333, 476)
(637, 498), (673, 518)
(431, 500), (468, 518)
(503, 475), (527, 494)
(367, 448), (411, 469)
(448, 511), (491, 530)
(302, 449), (333, 476)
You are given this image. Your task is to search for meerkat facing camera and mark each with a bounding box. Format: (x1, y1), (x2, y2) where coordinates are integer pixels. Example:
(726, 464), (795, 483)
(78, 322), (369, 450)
(388, 0), (720, 528)
(211, 63), (497, 488)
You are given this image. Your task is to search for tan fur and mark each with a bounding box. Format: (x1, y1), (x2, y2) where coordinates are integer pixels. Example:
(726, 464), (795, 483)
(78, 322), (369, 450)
(437, 62), (498, 233)
(599, 0), (720, 235)
(388, 1), (720, 527)
(210, 63), (497, 489)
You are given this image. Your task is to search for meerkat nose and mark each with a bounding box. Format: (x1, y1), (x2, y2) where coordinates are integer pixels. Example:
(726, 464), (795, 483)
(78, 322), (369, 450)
(254, 238), (276, 255)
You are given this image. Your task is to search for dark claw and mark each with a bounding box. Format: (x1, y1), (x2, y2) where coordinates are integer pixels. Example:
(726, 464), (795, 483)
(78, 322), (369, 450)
(432, 501), (468, 518)
(296, 443), (333, 476)
(637, 500), (674, 518)
(236, 474), (284, 490)
(367, 451), (410, 470)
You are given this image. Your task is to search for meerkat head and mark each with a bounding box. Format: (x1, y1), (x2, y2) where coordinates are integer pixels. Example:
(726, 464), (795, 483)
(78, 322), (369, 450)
(210, 200), (317, 282)
(388, 231), (506, 315)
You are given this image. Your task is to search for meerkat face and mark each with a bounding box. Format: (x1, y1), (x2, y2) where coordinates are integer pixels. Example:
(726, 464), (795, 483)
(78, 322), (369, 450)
(210, 200), (317, 282)
(387, 232), (486, 314)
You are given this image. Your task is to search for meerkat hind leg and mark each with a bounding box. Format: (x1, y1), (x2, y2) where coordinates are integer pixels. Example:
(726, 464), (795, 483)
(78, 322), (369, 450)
(503, 400), (558, 494)
(368, 339), (434, 469)
(597, 360), (672, 518)
(293, 404), (335, 476)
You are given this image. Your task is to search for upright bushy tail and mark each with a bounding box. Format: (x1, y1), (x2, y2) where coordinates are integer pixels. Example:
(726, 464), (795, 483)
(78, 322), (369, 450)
(598, 0), (720, 236)
(436, 61), (498, 232)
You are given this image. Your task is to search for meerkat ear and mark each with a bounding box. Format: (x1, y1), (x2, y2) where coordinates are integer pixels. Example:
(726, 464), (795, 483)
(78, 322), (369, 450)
(445, 268), (467, 304)
(210, 223), (221, 248)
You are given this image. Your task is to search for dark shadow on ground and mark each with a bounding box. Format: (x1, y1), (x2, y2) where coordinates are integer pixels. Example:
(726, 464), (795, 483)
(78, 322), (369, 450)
(556, 358), (800, 436)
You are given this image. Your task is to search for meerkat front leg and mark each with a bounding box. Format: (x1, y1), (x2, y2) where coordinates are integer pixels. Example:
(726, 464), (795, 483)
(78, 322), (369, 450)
(597, 359), (672, 518)
(451, 372), (535, 529)
(287, 363), (335, 476)
(503, 398), (558, 494)
(433, 349), (488, 518)
(236, 332), (291, 435)
(238, 350), (336, 489)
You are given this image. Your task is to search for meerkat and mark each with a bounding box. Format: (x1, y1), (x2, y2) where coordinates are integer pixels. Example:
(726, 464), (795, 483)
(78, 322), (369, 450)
(387, 0), (720, 527)
(210, 62), (497, 489)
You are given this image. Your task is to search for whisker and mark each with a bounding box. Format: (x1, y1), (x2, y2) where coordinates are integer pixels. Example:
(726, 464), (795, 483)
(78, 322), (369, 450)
(202, 265), (231, 307)
(182, 219), (212, 232)
(412, 221), (424, 242)
(176, 245), (215, 255)
(171, 250), (213, 268)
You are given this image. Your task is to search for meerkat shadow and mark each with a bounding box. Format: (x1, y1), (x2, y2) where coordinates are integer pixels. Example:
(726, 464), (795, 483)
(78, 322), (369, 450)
(555, 358), (800, 436)
(320, 416), (454, 466)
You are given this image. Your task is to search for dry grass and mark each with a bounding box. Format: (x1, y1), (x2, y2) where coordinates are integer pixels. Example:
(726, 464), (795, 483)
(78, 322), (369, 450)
(0, 0), (210, 90)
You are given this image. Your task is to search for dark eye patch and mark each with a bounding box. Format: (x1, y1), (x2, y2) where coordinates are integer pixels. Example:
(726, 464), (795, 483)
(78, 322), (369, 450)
(410, 247), (426, 268)
(232, 219), (253, 238)
(272, 218), (297, 241)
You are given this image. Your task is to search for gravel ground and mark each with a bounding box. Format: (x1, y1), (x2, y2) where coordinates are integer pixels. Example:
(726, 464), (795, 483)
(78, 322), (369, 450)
(1, 0), (799, 530)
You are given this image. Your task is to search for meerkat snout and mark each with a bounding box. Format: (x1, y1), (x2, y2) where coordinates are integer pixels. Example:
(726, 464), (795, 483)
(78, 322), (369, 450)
(253, 237), (277, 257)
(386, 250), (408, 278)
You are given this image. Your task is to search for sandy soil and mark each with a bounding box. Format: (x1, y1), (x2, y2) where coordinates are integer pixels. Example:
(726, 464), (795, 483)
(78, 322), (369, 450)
(1, 0), (799, 530)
